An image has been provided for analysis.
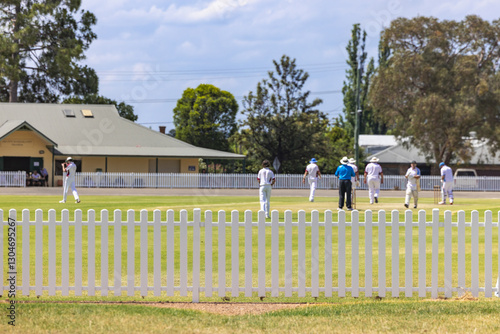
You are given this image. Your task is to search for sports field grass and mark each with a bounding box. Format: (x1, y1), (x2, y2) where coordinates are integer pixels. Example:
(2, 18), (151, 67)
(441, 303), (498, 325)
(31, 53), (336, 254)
(1, 193), (500, 333)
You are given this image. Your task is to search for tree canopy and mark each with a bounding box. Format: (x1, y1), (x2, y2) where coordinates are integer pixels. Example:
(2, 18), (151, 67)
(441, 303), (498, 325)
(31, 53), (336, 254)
(173, 84), (238, 152)
(370, 15), (500, 165)
(0, 0), (98, 102)
(63, 94), (138, 122)
(238, 55), (328, 173)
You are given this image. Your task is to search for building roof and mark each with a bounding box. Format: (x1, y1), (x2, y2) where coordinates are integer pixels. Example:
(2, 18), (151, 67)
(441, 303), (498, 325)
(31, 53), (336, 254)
(0, 103), (245, 159)
(366, 143), (434, 164)
(366, 137), (500, 165)
(0, 119), (58, 146)
(359, 134), (398, 147)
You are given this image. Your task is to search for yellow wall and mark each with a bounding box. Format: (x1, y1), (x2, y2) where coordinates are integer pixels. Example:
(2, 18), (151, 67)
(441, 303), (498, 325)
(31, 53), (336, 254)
(181, 158), (199, 173)
(82, 156), (106, 172)
(107, 157), (149, 173)
(0, 130), (54, 179)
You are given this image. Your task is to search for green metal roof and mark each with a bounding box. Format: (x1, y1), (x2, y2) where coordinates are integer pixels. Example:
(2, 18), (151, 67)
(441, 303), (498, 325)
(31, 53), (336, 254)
(0, 103), (245, 159)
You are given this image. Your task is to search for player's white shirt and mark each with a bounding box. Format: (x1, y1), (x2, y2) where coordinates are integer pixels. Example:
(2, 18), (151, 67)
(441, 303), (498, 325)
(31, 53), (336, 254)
(65, 162), (77, 179)
(440, 165), (453, 182)
(347, 163), (358, 182)
(305, 163), (320, 180)
(365, 163), (382, 180)
(405, 167), (421, 190)
(257, 168), (275, 186)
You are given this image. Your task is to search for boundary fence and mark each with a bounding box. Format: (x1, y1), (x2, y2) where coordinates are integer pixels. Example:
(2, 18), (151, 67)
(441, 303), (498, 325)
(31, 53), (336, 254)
(0, 171), (26, 187)
(1, 171), (498, 191)
(72, 172), (499, 191)
(1, 208), (499, 302)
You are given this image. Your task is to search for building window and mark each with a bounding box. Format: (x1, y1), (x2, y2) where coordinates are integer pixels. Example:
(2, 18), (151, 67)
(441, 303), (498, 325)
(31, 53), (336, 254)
(81, 109), (94, 118)
(62, 109), (75, 117)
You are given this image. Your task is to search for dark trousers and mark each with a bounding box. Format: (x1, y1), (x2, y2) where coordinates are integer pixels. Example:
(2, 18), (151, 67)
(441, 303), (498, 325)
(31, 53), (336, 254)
(338, 179), (352, 209)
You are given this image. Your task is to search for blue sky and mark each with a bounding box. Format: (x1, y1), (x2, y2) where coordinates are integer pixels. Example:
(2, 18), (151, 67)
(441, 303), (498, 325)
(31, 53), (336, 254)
(80, 0), (499, 132)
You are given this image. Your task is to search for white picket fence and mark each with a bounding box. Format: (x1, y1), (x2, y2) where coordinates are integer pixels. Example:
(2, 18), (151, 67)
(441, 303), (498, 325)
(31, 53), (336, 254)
(72, 172), (500, 191)
(2, 208), (499, 302)
(0, 170), (498, 191)
(0, 171), (26, 187)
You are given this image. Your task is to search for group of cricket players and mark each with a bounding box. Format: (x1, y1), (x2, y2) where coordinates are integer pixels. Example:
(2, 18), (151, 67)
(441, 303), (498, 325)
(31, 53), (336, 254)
(257, 157), (455, 217)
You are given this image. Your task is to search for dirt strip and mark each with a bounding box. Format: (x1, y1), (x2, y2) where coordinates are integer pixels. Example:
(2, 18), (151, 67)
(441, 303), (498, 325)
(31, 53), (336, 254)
(0, 300), (311, 316)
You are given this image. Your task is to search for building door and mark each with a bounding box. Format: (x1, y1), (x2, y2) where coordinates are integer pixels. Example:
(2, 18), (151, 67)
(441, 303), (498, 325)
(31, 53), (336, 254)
(30, 157), (44, 172)
(3, 157), (30, 172)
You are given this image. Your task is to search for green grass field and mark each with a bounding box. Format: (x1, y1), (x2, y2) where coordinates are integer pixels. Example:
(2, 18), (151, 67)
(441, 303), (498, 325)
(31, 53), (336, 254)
(1, 194), (500, 333)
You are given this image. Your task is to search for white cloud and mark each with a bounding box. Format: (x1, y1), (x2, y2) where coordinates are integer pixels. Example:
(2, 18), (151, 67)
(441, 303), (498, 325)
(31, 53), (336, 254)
(104, 0), (261, 25)
(79, 0), (500, 126)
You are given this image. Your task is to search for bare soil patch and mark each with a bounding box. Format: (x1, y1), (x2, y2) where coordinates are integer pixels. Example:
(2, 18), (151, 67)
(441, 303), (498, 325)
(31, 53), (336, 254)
(2, 300), (309, 316)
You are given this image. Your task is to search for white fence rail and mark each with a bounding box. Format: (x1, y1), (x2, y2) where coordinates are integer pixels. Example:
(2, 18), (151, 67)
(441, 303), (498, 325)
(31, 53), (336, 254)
(71, 172), (500, 191)
(0, 171), (26, 187)
(2, 209), (499, 302)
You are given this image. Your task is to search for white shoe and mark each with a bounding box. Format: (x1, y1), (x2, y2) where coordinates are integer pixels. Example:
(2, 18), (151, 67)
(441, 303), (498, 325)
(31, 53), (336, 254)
(438, 201), (445, 205)
(59, 200), (65, 203)
(309, 199), (314, 202)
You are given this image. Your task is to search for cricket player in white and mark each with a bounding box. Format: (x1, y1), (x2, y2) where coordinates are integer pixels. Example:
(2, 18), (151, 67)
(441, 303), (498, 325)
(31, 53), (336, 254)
(347, 158), (359, 189)
(404, 160), (421, 209)
(364, 157), (383, 204)
(257, 160), (275, 218)
(60, 157), (80, 204)
(439, 162), (454, 205)
(302, 158), (321, 202)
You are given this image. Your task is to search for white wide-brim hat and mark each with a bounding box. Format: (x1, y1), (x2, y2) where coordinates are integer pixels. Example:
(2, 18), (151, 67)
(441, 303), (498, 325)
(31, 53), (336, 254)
(370, 157), (379, 163)
(66, 157), (73, 162)
(340, 156), (349, 164)
(348, 158), (356, 164)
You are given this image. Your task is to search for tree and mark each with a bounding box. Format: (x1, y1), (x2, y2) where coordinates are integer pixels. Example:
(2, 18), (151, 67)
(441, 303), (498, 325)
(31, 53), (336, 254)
(63, 94), (138, 122)
(239, 55), (329, 173)
(0, 0), (98, 102)
(341, 24), (380, 135)
(370, 16), (500, 165)
(319, 120), (359, 174)
(173, 84), (238, 151)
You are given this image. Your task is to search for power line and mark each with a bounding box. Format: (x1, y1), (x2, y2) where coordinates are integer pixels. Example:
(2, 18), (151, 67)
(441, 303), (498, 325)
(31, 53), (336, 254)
(96, 62), (348, 82)
(95, 61), (347, 75)
(124, 90), (342, 104)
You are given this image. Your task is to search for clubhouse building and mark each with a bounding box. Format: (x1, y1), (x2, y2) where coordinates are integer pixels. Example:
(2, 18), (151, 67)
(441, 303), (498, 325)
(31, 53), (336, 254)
(0, 103), (245, 186)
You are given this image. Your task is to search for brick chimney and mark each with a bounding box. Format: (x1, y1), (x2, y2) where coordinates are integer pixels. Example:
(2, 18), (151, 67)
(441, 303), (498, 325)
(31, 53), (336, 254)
(159, 126), (166, 134)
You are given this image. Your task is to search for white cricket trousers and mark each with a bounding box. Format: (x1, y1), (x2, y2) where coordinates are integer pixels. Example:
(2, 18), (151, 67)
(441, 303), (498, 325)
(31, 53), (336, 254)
(405, 188), (418, 206)
(367, 178), (381, 204)
(259, 185), (272, 218)
(441, 182), (454, 203)
(308, 178), (317, 201)
(63, 177), (80, 202)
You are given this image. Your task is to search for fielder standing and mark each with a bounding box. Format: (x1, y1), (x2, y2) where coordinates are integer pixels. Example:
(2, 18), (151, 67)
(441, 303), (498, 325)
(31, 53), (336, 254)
(60, 157), (80, 204)
(439, 162), (454, 205)
(364, 157), (383, 204)
(257, 160), (275, 218)
(303, 158), (321, 202)
(404, 160), (421, 209)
